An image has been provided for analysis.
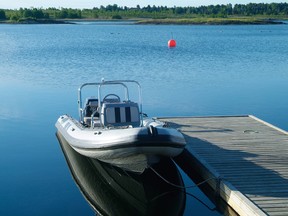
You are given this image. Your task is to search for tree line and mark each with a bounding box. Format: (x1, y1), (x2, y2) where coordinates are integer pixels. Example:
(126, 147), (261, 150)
(1, 3), (288, 21)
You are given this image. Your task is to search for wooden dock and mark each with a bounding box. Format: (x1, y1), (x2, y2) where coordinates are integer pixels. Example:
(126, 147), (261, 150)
(158, 115), (288, 216)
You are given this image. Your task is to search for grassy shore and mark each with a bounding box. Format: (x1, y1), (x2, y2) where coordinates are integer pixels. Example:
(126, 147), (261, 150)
(0, 18), (72, 24)
(0, 16), (286, 25)
(136, 17), (286, 25)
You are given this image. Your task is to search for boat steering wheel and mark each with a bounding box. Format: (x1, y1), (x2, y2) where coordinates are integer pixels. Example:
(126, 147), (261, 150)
(103, 94), (121, 102)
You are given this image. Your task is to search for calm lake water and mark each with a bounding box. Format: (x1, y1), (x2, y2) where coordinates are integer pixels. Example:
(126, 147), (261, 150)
(0, 22), (288, 215)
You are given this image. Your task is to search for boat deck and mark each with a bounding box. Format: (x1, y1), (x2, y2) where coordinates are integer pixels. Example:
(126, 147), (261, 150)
(158, 115), (288, 216)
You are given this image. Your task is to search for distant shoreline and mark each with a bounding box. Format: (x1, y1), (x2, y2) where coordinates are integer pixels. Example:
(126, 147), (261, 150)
(135, 18), (286, 25)
(0, 17), (286, 25)
(0, 18), (73, 24)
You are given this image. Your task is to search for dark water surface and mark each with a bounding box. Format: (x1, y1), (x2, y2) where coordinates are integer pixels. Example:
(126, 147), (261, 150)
(0, 22), (287, 215)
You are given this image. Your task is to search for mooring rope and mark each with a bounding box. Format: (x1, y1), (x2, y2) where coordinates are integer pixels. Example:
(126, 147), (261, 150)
(149, 164), (219, 211)
(149, 165), (217, 189)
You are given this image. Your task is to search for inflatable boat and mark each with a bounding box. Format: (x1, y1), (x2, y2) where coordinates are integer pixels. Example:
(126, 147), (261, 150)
(55, 80), (186, 172)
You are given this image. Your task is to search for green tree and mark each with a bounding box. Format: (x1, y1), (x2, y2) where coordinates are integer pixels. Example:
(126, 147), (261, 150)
(0, 9), (6, 20)
(10, 12), (20, 21)
(23, 9), (33, 18)
(67, 9), (81, 18)
(112, 14), (122, 19)
(56, 9), (68, 18)
(32, 8), (45, 19)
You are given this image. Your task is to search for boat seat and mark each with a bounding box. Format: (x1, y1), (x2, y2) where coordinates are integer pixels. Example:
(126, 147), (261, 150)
(101, 101), (140, 127)
(84, 98), (99, 126)
(84, 98), (99, 117)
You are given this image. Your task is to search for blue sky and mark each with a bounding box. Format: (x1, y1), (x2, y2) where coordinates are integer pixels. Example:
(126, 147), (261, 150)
(0, 0), (285, 9)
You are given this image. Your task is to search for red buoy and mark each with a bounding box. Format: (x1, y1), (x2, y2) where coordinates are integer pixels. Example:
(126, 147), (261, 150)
(168, 39), (176, 48)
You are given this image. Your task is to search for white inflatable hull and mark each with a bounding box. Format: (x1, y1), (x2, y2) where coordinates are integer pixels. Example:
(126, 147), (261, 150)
(56, 115), (186, 172)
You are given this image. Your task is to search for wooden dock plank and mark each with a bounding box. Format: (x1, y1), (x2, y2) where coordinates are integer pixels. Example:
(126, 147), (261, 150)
(159, 115), (288, 216)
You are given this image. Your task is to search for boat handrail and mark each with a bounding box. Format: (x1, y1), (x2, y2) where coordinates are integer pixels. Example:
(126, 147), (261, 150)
(78, 82), (101, 122)
(91, 109), (99, 128)
(78, 80), (143, 127)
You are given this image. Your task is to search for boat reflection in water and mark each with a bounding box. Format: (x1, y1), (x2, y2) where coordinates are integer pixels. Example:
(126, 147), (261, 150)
(57, 132), (186, 215)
